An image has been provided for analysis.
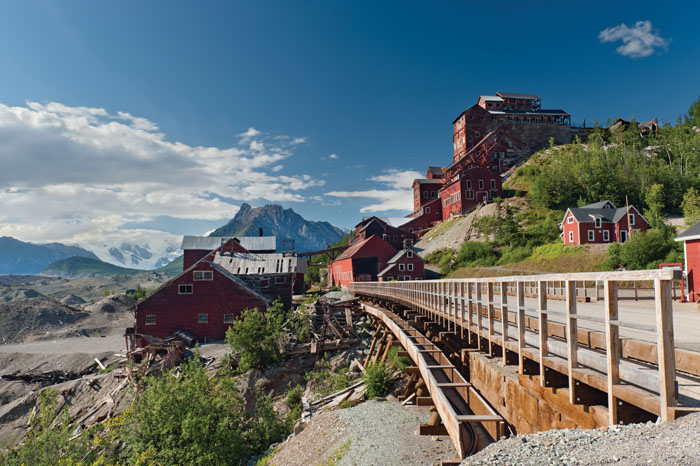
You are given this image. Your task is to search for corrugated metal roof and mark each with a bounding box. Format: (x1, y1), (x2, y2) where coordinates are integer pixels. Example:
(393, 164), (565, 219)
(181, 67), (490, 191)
(414, 178), (443, 184)
(181, 235), (277, 252)
(212, 252), (306, 274)
(205, 262), (269, 302)
(580, 200), (616, 209)
(487, 110), (569, 116)
(675, 220), (700, 242)
(479, 95), (504, 102)
(496, 92), (541, 100)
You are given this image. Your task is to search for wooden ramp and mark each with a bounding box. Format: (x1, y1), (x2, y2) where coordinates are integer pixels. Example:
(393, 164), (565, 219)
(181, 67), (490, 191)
(362, 302), (503, 460)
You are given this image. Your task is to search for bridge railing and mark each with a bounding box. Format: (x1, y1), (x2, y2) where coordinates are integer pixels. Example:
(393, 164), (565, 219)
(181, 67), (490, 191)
(350, 269), (682, 423)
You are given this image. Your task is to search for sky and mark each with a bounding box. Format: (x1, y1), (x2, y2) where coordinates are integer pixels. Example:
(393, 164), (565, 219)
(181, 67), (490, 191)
(0, 0), (698, 252)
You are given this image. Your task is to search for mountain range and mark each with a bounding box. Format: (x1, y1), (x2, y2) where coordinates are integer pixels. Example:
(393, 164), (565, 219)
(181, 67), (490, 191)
(209, 203), (346, 252)
(0, 204), (345, 276)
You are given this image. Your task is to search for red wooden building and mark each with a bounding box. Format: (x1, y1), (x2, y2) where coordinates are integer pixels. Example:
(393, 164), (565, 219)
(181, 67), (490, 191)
(132, 245), (269, 344)
(329, 235), (397, 287)
(413, 178), (442, 212)
(560, 201), (649, 245)
(675, 220), (700, 302)
(377, 247), (424, 281)
(439, 166), (502, 221)
(181, 235), (276, 269)
(353, 217), (415, 250)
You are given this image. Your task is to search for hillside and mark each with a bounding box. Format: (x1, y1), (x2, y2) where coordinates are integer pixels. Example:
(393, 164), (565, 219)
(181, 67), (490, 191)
(41, 255), (183, 278)
(0, 237), (98, 274)
(209, 203), (345, 252)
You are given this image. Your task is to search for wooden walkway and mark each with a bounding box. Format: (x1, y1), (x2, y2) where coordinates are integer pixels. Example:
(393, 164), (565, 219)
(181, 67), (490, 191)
(351, 269), (700, 434)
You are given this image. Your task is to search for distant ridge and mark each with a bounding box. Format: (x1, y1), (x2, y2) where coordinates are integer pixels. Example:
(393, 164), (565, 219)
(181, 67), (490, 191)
(209, 203), (345, 252)
(41, 255), (183, 278)
(0, 237), (98, 274)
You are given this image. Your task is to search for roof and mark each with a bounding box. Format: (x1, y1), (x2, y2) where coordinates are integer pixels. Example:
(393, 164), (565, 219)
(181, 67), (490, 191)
(205, 262), (269, 302)
(181, 235), (277, 252)
(212, 252), (307, 274)
(566, 206), (639, 224)
(413, 178), (443, 185)
(675, 220), (700, 242)
(496, 92), (541, 100)
(580, 200), (616, 209)
(427, 166), (446, 175)
(487, 109), (569, 116)
(335, 235), (395, 261)
(386, 249), (419, 264)
(377, 263), (397, 277)
(479, 95), (503, 102)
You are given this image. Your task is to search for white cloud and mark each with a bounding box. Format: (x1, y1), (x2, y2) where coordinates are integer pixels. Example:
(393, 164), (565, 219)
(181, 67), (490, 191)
(291, 137), (306, 144)
(598, 20), (669, 58)
(326, 169), (422, 213)
(328, 153), (339, 159)
(0, 101), (320, 253)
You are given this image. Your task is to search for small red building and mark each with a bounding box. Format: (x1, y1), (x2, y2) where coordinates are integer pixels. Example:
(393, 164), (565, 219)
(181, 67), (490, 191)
(439, 167), (502, 220)
(560, 201), (649, 245)
(378, 248), (424, 281)
(675, 220), (700, 302)
(413, 178), (443, 212)
(133, 246), (269, 343)
(353, 217), (415, 250)
(329, 235), (397, 288)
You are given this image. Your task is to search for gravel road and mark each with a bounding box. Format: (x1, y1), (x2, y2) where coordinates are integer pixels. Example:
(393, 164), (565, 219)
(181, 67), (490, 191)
(0, 335), (125, 354)
(462, 413), (700, 465)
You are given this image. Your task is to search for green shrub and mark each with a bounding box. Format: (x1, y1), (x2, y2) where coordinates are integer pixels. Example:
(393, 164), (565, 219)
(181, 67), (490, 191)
(362, 362), (392, 399)
(497, 245), (533, 265)
(285, 383), (303, 423)
(306, 359), (351, 396)
(454, 241), (498, 268)
(385, 346), (409, 372)
(226, 301), (285, 372)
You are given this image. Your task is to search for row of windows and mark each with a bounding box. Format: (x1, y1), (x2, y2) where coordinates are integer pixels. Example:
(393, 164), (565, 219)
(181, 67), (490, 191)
(193, 270), (213, 281)
(384, 275), (414, 281)
(464, 179), (496, 190)
(443, 191), (461, 207)
(421, 190), (438, 199)
(567, 214), (636, 227)
(144, 313), (235, 325)
(398, 263), (414, 271)
(179, 275), (286, 295)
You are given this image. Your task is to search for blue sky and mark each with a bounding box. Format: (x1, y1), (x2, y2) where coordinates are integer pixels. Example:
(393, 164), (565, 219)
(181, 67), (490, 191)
(0, 0), (698, 251)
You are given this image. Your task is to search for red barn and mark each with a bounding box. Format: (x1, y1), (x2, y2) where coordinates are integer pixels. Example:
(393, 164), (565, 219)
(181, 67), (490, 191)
(675, 220), (700, 302)
(329, 235), (397, 287)
(133, 248), (268, 344)
(378, 247), (424, 281)
(439, 167), (502, 220)
(561, 200), (649, 245)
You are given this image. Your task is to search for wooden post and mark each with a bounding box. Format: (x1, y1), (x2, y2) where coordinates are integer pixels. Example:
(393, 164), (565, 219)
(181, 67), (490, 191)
(566, 280), (578, 404)
(634, 281), (638, 301)
(517, 281), (525, 374)
(655, 278), (677, 421)
(501, 281), (509, 365)
(604, 280), (620, 425)
(467, 282), (473, 346)
(459, 282), (466, 340)
(487, 282), (495, 356)
(476, 282), (483, 351)
(538, 280), (548, 387)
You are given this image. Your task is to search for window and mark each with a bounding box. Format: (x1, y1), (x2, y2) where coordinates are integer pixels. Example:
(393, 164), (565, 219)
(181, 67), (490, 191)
(404, 275), (411, 281)
(567, 216), (574, 224)
(407, 251), (413, 258)
(569, 232), (574, 242)
(426, 207), (431, 213)
(595, 218), (601, 228)
(198, 313), (208, 323)
(423, 191), (428, 198)
(193, 270), (213, 281)
(588, 230), (595, 241)
(407, 263), (414, 271)
(431, 191), (437, 198)
(224, 314), (234, 323)
(145, 315), (156, 325)
(629, 214), (635, 225)
(478, 180), (484, 190)
(603, 230), (610, 242)
(178, 284), (193, 294)
(275, 276), (286, 284)
(465, 190), (474, 200)
(466, 180), (472, 189)
(399, 264), (405, 271)
(490, 179), (496, 189)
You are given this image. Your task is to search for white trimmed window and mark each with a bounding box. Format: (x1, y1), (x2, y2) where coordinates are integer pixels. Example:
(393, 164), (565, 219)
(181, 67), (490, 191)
(198, 313), (208, 323)
(490, 179), (496, 189)
(178, 284), (193, 294)
(407, 263), (414, 271)
(407, 251), (413, 258)
(466, 180), (472, 189)
(567, 216), (574, 224)
(588, 230), (595, 241)
(630, 214), (636, 225)
(569, 231), (574, 242)
(223, 314), (234, 323)
(603, 230), (610, 242)
(426, 207), (431, 213)
(193, 270), (213, 281)
(479, 179), (484, 190)
(595, 218), (601, 228)
(399, 264), (405, 271)
(145, 315), (156, 325)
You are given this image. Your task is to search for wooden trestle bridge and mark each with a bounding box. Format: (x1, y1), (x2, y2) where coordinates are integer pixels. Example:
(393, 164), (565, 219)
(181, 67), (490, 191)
(350, 269), (700, 462)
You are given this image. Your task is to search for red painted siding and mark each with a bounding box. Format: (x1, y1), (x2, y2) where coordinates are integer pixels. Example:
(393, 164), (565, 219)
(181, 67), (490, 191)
(440, 168), (502, 221)
(135, 262), (267, 342)
(685, 239), (700, 300)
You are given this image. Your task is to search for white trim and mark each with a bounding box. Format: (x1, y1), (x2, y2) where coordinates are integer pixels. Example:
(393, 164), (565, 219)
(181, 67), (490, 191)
(603, 230), (610, 242)
(198, 313), (208, 323)
(145, 315), (156, 325)
(676, 234), (700, 242)
(407, 263), (414, 271)
(224, 313), (234, 323)
(588, 230), (595, 241)
(569, 231), (574, 243)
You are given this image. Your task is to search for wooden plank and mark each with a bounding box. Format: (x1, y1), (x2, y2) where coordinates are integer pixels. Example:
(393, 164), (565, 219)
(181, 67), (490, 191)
(604, 280), (620, 425)
(566, 280), (578, 405)
(487, 282), (495, 356)
(477, 283), (483, 351)
(419, 424), (448, 436)
(655, 278), (677, 421)
(501, 280), (509, 366)
(517, 281), (525, 374)
(436, 382), (471, 387)
(455, 415), (503, 422)
(538, 280), (548, 387)
(467, 282), (473, 346)
(416, 396), (434, 406)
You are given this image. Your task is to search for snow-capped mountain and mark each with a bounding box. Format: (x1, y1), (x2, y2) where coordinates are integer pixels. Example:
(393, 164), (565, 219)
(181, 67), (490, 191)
(79, 230), (182, 270)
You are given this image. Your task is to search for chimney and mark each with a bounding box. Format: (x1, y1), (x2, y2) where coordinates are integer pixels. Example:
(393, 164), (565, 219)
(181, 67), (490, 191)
(259, 227), (263, 237)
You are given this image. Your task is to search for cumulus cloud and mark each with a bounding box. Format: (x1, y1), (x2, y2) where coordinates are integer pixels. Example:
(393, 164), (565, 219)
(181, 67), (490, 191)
(0, 101), (321, 248)
(328, 153), (339, 159)
(598, 20), (669, 58)
(325, 168), (422, 213)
